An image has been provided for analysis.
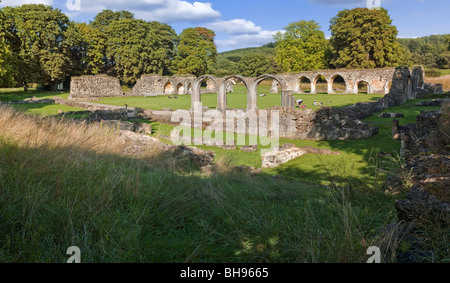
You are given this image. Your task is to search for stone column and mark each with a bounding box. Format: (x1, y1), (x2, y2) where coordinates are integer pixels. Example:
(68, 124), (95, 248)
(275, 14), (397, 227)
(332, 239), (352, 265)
(327, 81), (334, 94)
(270, 80), (279, 93)
(191, 81), (202, 111)
(345, 83), (352, 94)
(311, 82), (316, 94)
(281, 91), (294, 108)
(247, 84), (258, 111)
(217, 81), (227, 112)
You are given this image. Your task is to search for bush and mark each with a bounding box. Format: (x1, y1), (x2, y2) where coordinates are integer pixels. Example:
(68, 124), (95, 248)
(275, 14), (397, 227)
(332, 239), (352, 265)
(425, 68), (442, 78)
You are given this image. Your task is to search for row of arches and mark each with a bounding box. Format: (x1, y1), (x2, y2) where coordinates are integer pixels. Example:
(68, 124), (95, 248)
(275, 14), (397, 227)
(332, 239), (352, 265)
(163, 82), (193, 95)
(293, 74), (391, 95)
(191, 74), (288, 111)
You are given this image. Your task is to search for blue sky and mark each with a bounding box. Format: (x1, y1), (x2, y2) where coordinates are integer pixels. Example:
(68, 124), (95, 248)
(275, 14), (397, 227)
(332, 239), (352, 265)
(1, 0), (449, 52)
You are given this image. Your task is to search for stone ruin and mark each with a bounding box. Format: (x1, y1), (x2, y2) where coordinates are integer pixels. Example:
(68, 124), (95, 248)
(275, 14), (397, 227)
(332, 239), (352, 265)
(174, 66), (442, 141)
(379, 103), (449, 263)
(67, 66), (443, 142)
(69, 75), (123, 99)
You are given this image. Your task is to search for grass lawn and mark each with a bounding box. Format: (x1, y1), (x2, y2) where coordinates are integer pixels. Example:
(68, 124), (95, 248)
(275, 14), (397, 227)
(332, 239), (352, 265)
(95, 85), (385, 111)
(10, 104), (85, 116)
(0, 92), (446, 263)
(144, 98), (443, 187)
(0, 88), (69, 101)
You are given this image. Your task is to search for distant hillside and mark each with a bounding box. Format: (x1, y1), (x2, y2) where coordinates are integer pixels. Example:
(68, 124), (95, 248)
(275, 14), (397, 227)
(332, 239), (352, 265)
(397, 34), (450, 69)
(219, 43), (276, 61)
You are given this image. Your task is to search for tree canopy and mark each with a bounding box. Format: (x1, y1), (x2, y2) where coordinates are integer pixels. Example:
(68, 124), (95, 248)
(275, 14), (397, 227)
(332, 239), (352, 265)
(1, 4), (70, 88)
(174, 27), (217, 77)
(329, 8), (410, 69)
(398, 34), (450, 69)
(238, 54), (276, 77)
(0, 3), (447, 89)
(102, 19), (177, 84)
(274, 20), (328, 72)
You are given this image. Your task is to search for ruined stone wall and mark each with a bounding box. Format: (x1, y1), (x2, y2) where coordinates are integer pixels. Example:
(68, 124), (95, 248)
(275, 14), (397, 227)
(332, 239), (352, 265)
(165, 66), (442, 141)
(131, 75), (197, 96)
(70, 75), (123, 99)
(278, 68), (395, 94)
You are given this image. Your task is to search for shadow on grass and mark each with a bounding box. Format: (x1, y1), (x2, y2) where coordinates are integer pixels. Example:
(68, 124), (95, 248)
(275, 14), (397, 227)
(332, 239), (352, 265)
(0, 90), (68, 102)
(0, 135), (397, 263)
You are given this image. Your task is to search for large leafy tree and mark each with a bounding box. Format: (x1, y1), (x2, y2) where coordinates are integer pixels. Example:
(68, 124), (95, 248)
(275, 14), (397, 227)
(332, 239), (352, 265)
(1, 4), (70, 89)
(174, 27), (217, 76)
(238, 53), (274, 77)
(274, 20), (328, 72)
(103, 19), (177, 84)
(90, 9), (134, 32)
(0, 9), (14, 87)
(64, 22), (107, 76)
(329, 8), (410, 69)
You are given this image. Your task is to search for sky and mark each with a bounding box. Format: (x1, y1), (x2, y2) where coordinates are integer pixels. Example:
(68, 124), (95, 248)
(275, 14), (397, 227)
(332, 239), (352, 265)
(1, 0), (449, 52)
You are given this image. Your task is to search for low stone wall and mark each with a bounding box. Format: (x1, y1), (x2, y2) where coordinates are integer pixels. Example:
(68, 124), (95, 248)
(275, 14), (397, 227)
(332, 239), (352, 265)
(262, 145), (341, 168)
(70, 75), (123, 99)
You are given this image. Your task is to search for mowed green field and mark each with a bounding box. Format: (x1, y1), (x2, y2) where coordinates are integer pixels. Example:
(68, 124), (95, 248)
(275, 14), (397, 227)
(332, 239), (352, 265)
(0, 89), (84, 115)
(139, 98), (443, 186)
(95, 85), (385, 111)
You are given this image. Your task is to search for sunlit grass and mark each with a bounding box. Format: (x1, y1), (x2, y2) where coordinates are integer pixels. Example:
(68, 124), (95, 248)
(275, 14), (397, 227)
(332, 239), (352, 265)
(95, 85), (385, 111)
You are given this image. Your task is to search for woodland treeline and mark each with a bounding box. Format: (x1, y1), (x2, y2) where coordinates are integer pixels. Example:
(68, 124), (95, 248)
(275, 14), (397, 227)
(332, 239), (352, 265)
(0, 4), (448, 89)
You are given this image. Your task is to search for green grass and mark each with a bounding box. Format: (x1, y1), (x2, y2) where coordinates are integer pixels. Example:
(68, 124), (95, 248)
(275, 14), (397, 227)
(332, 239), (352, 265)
(0, 89), (69, 101)
(10, 104), (85, 116)
(0, 94), (445, 263)
(94, 85), (385, 111)
(145, 98), (442, 187)
(0, 107), (399, 263)
(440, 69), (450, 76)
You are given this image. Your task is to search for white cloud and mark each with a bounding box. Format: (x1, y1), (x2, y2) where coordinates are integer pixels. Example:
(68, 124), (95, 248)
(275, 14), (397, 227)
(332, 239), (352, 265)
(69, 0), (221, 23)
(207, 19), (262, 35)
(0, 0), (53, 6)
(216, 30), (281, 52)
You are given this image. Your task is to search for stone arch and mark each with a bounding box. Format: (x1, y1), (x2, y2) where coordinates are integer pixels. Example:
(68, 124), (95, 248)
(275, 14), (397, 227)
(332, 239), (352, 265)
(297, 75), (312, 93)
(217, 75), (249, 111)
(176, 82), (185, 95)
(186, 82), (193, 94)
(191, 75), (219, 110)
(163, 81), (174, 94)
(329, 74), (348, 94)
(355, 80), (372, 94)
(312, 74), (327, 94)
(248, 74), (287, 110)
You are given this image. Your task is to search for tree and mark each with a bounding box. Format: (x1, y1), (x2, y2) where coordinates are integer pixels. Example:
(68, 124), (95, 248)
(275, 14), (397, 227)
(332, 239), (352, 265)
(274, 20), (328, 72)
(90, 9), (134, 32)
(329, 8), (409, 69)
(238, 54), (273, 77)
(64, 22), (106, 76)
(0, 9), (14, 87)
(1, 4), (70, 89)
(174, 27), (217, 76)
(103, 19), (177, 84)
(397, 35), (447, 68)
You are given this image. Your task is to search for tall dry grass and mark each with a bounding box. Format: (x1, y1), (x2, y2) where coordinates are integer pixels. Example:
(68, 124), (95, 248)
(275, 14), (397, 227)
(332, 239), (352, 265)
(0, 106), (398, 263)
(425, 74), (450, 91)
(0, 106), (123, 155)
